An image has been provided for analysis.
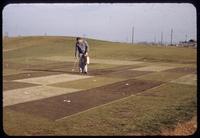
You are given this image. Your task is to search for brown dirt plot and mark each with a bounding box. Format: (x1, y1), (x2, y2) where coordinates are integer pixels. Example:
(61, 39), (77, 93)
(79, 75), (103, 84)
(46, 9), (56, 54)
(87, 65), (144, 76)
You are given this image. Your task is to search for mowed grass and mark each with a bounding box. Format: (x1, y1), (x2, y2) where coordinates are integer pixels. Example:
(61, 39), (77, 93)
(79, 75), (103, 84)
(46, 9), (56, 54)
(3, 36), (196, 64)
(3, 83), (196, 135)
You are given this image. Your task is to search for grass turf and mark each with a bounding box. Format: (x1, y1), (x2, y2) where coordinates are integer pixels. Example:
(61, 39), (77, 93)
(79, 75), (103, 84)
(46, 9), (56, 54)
(3, 83), (196, 135)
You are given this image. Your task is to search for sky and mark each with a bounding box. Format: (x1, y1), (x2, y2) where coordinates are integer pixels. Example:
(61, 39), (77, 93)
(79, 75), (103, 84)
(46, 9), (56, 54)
(3, 3), (197, 44)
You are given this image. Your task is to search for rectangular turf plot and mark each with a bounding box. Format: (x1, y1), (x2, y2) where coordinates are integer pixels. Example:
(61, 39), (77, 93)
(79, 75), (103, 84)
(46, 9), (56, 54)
(3, 69), (33, 76)
(3, 71), (63, 81)
(130, 65), (176, 72)
(14, 74), (93, 85)
(164, 67), (196, 74)
(49, 76), (125, 90)
(134, 71), (186, 82)
(87, 65), (144, 76)
(6, 79), (163, 120)
(3, 61), (31, 70)
(3, 81), (38, 91)
(170, 74), (197, 86)
(104, 70), (151, 79)
(3, 86), (81, 107)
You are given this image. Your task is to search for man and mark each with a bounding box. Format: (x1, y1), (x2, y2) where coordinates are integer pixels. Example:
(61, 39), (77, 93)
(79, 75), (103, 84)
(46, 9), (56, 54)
(75, 37), (89, 74)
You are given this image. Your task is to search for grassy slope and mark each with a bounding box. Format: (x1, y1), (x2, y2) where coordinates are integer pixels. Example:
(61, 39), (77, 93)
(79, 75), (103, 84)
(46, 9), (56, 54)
(3, 36), (197, 135)
(3, 36), (196, 63)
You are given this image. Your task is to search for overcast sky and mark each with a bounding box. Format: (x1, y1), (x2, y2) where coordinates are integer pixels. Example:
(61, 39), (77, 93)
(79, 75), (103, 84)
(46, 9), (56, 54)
(3, 3), (196, 43)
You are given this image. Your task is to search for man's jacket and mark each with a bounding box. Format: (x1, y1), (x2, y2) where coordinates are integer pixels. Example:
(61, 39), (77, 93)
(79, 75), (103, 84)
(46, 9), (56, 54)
(75, 40), (89, 57)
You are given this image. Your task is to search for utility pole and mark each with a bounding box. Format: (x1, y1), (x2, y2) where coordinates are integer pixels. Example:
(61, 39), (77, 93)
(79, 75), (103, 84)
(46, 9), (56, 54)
(170, 28), (173, 45)
(161, 32), (163, 45)
(185, 34), (187, 42)
(154, 34), (156, 44)
(132, 26), (134, 44)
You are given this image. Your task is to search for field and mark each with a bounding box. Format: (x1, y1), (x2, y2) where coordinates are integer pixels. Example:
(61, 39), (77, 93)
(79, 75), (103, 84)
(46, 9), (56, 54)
(3, 36), (197, 136)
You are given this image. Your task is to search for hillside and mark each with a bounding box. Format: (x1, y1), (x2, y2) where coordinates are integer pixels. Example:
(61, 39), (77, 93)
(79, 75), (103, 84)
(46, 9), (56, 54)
(3, 36), (196, 64)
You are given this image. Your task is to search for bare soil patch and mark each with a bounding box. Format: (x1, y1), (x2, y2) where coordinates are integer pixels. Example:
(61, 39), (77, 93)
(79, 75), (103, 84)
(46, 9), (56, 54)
(6, 79), (163, 120)
(88, 65), (142, 76)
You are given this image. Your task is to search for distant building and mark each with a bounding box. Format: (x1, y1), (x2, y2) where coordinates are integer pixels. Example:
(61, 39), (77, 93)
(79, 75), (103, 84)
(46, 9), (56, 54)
(178, 39), (197, 48)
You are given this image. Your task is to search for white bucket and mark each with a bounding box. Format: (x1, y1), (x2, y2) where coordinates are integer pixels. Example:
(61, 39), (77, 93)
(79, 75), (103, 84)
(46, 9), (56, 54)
(87, 56), (90, 64)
